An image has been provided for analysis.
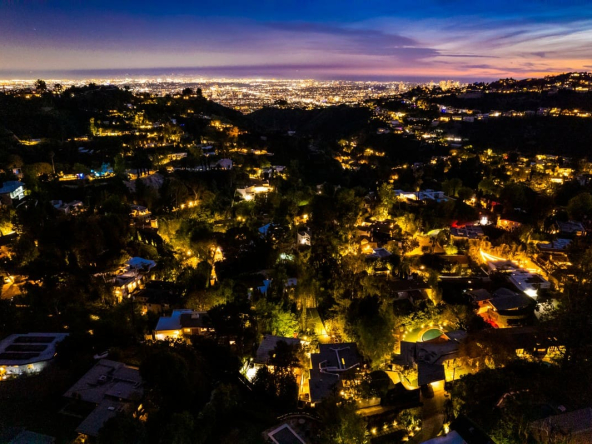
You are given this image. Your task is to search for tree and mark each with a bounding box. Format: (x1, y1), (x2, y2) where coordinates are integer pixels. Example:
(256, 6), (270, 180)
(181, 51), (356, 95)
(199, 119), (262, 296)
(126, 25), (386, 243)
(375, 183), (395, 221)
(98, 413), (146, 444)
(442, 178), (462, 197)
(114, 154), (126, 176)
(268, 340), (305, 369)
(317, 397), (369, 444)
(255, 299), (298, 337)
(140, 346), (200, 411)
(34, 79), (47, 92)
(158, 412), (195, 444)
(566, 192), (592, 221)
(457, 187), (474, 202)
(478, 178), (498, 196)
(252, 366), (298, 409)
(347, 296), (396, 366)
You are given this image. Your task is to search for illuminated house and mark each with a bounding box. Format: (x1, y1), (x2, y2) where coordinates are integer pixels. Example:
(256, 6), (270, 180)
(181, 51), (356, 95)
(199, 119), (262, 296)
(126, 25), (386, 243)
(480, 251), (550, 298)
(248, 336), (307, 388)
(0, 333), (68, 378)
(395, 189), (451, 203)
(308, 343), (361, 404)
(152, 309), (214, 341)
(474, 288), (536, 328)
(497, 217), (523, 231)
(113, 257), (156, 302)
(130, 204), (151, 218)
(297, 229), (311, 246)
(551, 220), (586, 237)
(237, 181), (273, 200)
(0, 181), (25, 206)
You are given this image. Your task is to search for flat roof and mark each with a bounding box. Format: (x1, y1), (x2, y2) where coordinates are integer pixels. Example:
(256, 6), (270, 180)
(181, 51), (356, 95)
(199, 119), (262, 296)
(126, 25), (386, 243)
(0, 333), (68, 366)
(64, 359), (142, 404)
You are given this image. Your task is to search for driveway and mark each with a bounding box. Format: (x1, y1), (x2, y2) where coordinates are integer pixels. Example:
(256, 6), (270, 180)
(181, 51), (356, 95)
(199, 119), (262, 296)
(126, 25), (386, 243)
(413, 381), (446, 442)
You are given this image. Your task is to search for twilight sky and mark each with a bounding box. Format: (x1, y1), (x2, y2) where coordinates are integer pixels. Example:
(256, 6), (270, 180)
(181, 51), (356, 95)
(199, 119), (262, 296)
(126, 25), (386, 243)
(1, 0), (592, 80)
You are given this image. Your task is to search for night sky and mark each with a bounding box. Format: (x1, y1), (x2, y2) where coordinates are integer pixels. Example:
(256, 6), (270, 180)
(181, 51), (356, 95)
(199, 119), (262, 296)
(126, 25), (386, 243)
(1, 0), (591, 80)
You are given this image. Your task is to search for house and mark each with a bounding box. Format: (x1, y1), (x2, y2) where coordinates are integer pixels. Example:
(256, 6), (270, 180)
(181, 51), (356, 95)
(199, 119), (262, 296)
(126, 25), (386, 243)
(308, 343), (361, 404)
(396, 331), (468, 386)
(467, 288), (492, 304)
(111, 258), (156, 301)
(529, 407), (592, 444)
(297, 229), (311, 246)
(0, 181), (25, 205)
(126, 257), (156, 273)
(481, 255), (550, 298)
(395, 189), (451, 203)
(391, 280), (433, 304)
(0, 333), (68, 378)
(254, 335), (303, 366)
(537, 238), (571, 252)
(237, 181), (272, 201)
(367, 247), (392, 259)
(250, 335), (306, 388)
(113, 271), (144, 301)
(215, 158), (233, 170)
(551, 220), (586, 237)
(152, 309), (213, 341)
(450, 225), (485, 240)
(135, 287), (175, 315)
(497, 217), (523, 231)
(507, 270), (550, 298)
(51, 200), (84, 215)
(130, 204), (151, 218)
(259, 223), (284, 240)
(63, 359), (143, 440)
(475, 288), (536, 328)
(200, 145), (216, 156)
(166, 152), (187, 161)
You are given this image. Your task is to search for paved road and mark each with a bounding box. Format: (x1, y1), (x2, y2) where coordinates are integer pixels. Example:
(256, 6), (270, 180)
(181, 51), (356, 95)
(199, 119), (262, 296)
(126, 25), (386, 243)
(414, 381), (446, 443)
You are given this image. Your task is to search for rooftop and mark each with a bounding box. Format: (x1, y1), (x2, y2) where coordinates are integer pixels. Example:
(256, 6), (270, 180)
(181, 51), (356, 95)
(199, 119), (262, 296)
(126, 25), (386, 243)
(255, 335), (302, 365)
(311, 343), (361, 373)
(530, 407), (592, 442)
(0, 333), (68, 366)
(154, 309), (200, 332)
(64, 359), (143, 405)
(0, 181), (24, 195)
(489, 288), (535, 311)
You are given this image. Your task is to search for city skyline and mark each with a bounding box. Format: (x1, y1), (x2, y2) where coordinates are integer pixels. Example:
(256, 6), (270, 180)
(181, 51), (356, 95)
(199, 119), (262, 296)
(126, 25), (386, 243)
(1, 0), (592, 80)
